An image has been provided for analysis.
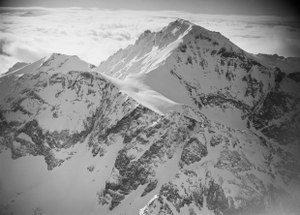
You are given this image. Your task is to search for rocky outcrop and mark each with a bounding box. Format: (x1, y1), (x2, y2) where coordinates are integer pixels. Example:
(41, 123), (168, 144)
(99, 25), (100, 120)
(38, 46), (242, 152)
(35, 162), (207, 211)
(180, 137), (207, 167)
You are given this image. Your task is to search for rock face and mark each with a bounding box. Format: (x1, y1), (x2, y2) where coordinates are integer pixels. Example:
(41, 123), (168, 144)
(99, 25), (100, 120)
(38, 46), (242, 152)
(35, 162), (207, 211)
(1, 20), (300, 215)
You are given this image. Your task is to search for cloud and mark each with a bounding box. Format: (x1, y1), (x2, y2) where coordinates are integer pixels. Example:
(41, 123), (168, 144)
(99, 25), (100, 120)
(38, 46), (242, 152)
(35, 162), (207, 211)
(0, 38), (11, 56)
(0, 7), (51, 17)
(0, 7), (299, 74)
(233, 35), (262, 39)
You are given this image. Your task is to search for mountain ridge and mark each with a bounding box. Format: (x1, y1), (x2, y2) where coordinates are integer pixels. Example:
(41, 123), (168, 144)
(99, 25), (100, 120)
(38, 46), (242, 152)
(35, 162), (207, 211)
(97, 19), (279, 130)
(0, 19), (300, 215)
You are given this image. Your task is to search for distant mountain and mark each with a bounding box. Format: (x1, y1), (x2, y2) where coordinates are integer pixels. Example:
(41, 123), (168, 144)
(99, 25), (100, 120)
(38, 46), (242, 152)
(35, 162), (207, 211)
(0, 19), (299, 215)
(256, 53), (300, 74)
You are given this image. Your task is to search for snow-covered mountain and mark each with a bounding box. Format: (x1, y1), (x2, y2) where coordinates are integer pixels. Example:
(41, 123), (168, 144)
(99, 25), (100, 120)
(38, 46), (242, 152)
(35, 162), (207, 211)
(98, 18), (300, 155)
(97, 19), (278, 129)
(1, 19), (300, 215)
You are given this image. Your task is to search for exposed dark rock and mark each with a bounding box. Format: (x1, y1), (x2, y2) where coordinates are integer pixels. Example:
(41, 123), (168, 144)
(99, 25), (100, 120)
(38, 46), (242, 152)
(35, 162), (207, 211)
(249, 90), (297, 133)
(261, 119), (300, 145)
(107, 189), (125, 210)
(179, 44), (187, 53)
(274, 67), (286, 83)
(287, 72), (300, 82)
(180, 137), (207, 166)
(115, 149), (131, 172)
(141, 179), (158, 197)
(20, 119), (44, 145)
(159, 202), (174, 215)
(160, 183), (182, 212)
(210, 134), (223, 147)
(206, 180), (229, 215)
(216, 150), (252, 172)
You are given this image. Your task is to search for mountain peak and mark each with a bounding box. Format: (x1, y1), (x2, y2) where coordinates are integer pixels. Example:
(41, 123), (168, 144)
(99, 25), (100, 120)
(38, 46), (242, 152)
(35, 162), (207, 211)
(97, 19), (277, 122)
(163, 18), (193, 36)
(98, 19), (242, 79)
(42, 53), (78, 65)
(135, 19), (194, 46)
(39, 53), (93, 73)
(1, 53), (93, 78)
(170, 18), (194, 28)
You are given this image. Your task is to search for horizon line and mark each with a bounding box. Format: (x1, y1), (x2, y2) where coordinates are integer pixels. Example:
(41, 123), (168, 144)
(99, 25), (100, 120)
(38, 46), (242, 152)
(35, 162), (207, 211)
(0, 6), (298, 17)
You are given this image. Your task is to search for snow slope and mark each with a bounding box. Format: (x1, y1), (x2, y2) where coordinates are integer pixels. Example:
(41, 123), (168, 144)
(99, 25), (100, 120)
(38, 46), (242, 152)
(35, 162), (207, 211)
(0, 19), (300, 215)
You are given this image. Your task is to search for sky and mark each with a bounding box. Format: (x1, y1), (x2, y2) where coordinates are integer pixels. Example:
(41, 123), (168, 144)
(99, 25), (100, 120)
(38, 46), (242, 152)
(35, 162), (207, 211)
(0, 1), (299, 74)
(1, 0), (300, 16)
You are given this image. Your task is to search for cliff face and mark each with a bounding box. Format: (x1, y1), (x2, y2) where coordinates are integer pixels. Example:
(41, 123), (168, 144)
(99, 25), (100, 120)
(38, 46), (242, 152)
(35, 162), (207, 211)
(1, 20), (300, 215)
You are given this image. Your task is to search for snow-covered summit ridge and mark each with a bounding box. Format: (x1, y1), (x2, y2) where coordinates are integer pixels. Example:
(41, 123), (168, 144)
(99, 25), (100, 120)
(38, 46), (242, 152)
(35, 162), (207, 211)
(97, 18), (243, 77)
(40, 53), (97, 73)
(97, 19), (196, 78)
(1, 53), (95, 79)
(136, 18), (193, 44)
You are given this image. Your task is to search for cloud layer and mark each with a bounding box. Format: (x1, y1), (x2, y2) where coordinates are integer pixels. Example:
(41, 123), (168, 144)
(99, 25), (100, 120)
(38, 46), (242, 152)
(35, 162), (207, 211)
(0, 7), (299, 74)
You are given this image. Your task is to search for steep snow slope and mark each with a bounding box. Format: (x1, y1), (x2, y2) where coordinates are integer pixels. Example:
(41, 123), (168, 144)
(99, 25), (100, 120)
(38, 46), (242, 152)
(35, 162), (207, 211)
(101, 73), (182, 115)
